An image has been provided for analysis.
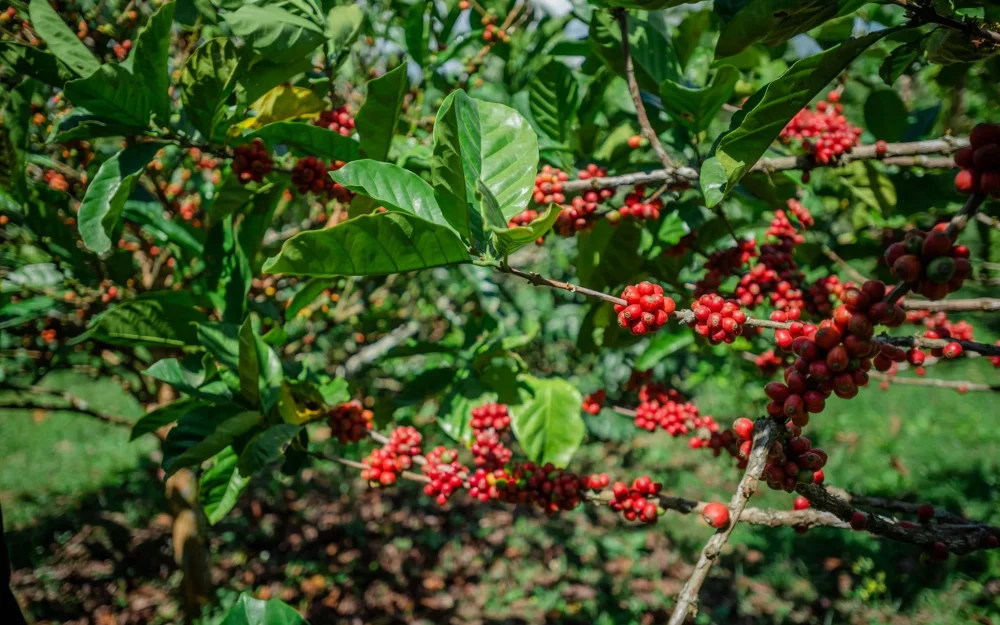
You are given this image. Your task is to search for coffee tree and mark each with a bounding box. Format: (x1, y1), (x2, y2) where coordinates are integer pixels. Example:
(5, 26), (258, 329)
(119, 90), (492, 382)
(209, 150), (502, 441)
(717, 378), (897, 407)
(2, 0), (1000, 622)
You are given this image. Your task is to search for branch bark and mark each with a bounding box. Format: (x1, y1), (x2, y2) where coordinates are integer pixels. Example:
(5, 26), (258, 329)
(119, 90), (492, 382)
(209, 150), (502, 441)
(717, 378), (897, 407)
(900, 297), (1000, 312)
(666, 417), (781, 625)
(614, 8), (673, 169)
(561, 137), (967, 193)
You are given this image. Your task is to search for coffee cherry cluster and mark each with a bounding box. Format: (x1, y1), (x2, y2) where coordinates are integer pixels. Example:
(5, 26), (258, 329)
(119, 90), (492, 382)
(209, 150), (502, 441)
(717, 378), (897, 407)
(762, 434), (828, 492)
(770, 309), (810, 351)
(291, 156), (343, 197)
(232, 139), (273, 184)
(906, 311), (974, 341)
(695, 238), (758, 296)
(612, 185), (664, 222)
(609, 476), (663, 524)
(470, 403), (513, 469)
(805, 275), (848, 317)
(361, 426), (423, 486)
(328, 400), (373, 444)
(615, 281), (676, 336)
(690, 294), (747, 344)
(780, 91), (862, 164)
(582, 390), (606, 415)
(422, 446), (468, 506)
(634, 384), (720, 439)
(954, 123), (1000, 197)
(766, 281), (908, 428)
(885, 227), (972, 299)
(754, 349), (787, 376)
(533, 165), (568, 205)
(315, 106), (355, 137)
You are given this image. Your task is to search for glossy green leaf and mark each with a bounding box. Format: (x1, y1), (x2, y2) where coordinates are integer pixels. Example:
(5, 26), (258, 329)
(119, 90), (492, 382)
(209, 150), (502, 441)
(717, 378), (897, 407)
(48, 112), (149, 143)
(123, 200), (206, 256)
(715, 0), (868, 59)
(145, 355), (227, 401)
(285, 278), (334, 321)
(239, 317), (261, 408)
(28, 0), (99, 77)
(675, 10), (712, 71)
(163, 407), (262, 475)
(659, 66), (740, 133)
(200, 447), (251, 524)
(327, 5), (365, 61)
(432, 90), (539, 226)
(404, 4), (429, 66)
(0, 42), (74, 87)
(356, 65), (409, 162)
(237, 122), (361, 162)
(708, 29), (892, 205)
(880, 36), (926, 86)
(63, 65), (152, 128)
(490, 203), (560, 257)
(204, 217), (251, 323)
(700, 156), (729, 208)
(237, 424), (303, 475)
(122, 1), (175, 122)
(864, 89), (908, 143)
(528, 60), (579, 141)
(180, 38), (246, 142)
(225, 5), (324, 64)
(197, 322), (241, 370)
(330, 160), (463, 232)
(131, 399), (207, 441)
(263, 212), (472, 277)
(241, 56), (314, 106)
(85, 293), (204, 348)
(219, 594), (307, 625)
(510, 376), (585, 468)
(77, 143), (161, 254)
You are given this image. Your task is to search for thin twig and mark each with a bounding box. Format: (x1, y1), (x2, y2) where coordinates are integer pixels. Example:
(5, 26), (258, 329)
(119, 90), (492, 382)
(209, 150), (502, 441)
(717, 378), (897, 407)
(873, 372), (1000, 393)
(822, 246), (869, 283)
(667, 418), (780, 625)
(900, 297), (1000, 312)
(561, 137), (968, 193)
(2, 386), (135, 427)
(614, 8), (672, 170)
(891, 0), (1000, 44)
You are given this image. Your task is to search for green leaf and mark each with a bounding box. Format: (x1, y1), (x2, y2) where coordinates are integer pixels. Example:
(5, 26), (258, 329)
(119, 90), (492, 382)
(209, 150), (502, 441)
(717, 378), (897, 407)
(200, 447), (251, 524)
(237, 424), (303, 475)
(206, 173), (257, 223)
(715, 0), (868, 59)
(145, 355), (230, 402)
(239, 316), (261, 408)
(356, 65), (409, 162)
(636, 332), (695, 370)
(0, 42), (74, 87)
(122, 1), (175, 123)
(131, 399), (207, 441)
(700, 156), (729, 208)
(709, 29), (893, 203)
(180, 38), (246, 142)
(590, 10), (680, 93)
(438, 366), (521, 444)
(601, 0), (691, 7)
(197, 322), (241, 370)
(431, 91), (539, 226)
(528, 60), (579, 142)
(675, 10), (712, 71)
(225, 5), (324, 64)
(330, 160), (463, 231)
(48, 112), (148, 143)
(405, 3), (429, 66)
(163, 407), (262, 475)
(237, 122), (361, 161)
(123, 200), (206, 256)
(285, 278), (334, 321)
(510, 376), (585, 468)
(880, 36), (926, 86)
(204, 216), (251, 323)
(262, 212), (472, 277)
(28, 0), (100, 77)
(490, 203), (561, 256)
(219, 594), (307, 625)
(864, 89), (908, 143)
(241, 56), (314, 106)
(63, 65), (153, 128)
(659, 66), (740, 133)
(85, 293), (204, 348)
(326, 4), (365, 61)
(77, 143), (161, 254)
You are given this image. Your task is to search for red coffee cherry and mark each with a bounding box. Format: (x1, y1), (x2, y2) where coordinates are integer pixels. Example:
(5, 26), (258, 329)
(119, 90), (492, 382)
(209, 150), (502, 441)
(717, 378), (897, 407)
(928, 541), (949, 561)
(690, 294), (747, 344)
(702, 502), (730, 529)
(875, 140), (888, 156)
(582, 390), (606, 415)
(793, 495), (810, 510)
(616, 282), (675, 335)
(328, 400), (374, 444)
(232, 138), (273, 184)
(850, 511), (868, 531)
(627, 135), (642, 149)
(954, 168), (977, 194)
(917, 504), (935, 523)
(315, 105), (355, 136)
(733, 417), (754, 441)
(942, 341), (963, 358)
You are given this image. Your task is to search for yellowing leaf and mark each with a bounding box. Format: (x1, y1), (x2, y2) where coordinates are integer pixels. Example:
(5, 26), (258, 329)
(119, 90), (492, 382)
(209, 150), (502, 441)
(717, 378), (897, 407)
(239, 85), (325, 130)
